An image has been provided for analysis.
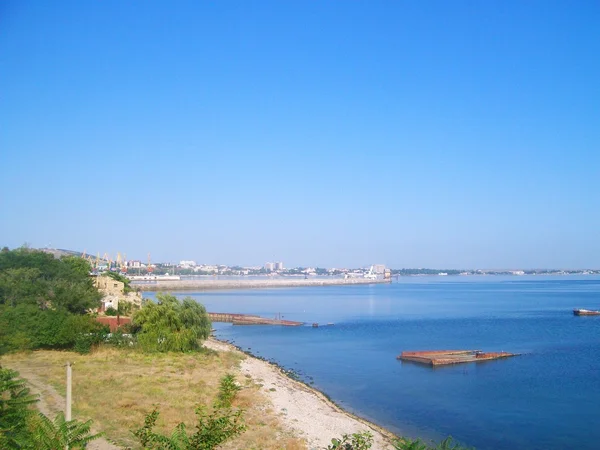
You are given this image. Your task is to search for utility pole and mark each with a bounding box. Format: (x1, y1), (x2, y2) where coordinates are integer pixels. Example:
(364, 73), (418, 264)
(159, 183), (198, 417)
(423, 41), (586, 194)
(66, 362), (72, 421)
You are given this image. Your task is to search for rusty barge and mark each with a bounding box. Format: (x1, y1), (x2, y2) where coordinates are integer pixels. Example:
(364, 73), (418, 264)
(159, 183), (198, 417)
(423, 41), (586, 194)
(398, 350), (518, 366)
(573, 309), (600, 316)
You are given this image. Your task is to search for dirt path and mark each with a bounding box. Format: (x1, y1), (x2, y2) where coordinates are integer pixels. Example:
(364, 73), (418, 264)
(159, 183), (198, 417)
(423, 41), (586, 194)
(5, 363), (121, 450)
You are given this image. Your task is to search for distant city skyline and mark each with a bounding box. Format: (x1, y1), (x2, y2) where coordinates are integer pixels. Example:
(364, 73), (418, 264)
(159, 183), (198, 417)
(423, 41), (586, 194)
(1, 2), (598, 269)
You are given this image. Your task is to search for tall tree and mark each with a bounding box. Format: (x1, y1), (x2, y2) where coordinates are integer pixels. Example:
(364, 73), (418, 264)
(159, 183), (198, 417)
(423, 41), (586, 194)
(133, 293), (211, 352)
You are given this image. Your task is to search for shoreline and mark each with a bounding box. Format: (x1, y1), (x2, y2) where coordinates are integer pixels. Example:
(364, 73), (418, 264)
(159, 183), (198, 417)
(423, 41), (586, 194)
(204, 336), (398, 450)
(134, 277), (391, 292)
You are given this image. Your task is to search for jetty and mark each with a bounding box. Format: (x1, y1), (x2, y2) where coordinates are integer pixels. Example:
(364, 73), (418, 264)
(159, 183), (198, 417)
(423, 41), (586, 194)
(398, 350), (518, 366)
(208, 312), (303, 326)
(133, 277), (391, 292)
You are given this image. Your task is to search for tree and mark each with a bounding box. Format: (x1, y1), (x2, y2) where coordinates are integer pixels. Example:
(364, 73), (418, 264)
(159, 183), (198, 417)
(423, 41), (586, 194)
(132, 293), (211, 352)
(0, 368), (38, 448)
(0, 305), (107, 355)
(0, 248), (101, 313)
(103, 271), (134, 293)
(0, 368), (102, 449)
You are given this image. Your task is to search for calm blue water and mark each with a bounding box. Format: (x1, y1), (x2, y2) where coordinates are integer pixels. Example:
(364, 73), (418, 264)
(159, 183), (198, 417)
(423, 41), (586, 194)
(153, 276), (600, 450)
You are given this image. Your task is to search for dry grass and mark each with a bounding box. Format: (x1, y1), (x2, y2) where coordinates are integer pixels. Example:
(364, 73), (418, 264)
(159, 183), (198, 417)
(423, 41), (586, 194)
(1, 346), (306, 449)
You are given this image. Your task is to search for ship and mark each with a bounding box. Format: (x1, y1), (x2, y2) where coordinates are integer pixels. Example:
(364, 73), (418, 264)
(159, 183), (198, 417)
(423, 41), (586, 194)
(573, 309), (600, 316)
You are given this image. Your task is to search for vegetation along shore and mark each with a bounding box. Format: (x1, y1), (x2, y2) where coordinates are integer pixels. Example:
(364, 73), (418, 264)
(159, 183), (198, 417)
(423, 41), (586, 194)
(0, 247), (471, 449)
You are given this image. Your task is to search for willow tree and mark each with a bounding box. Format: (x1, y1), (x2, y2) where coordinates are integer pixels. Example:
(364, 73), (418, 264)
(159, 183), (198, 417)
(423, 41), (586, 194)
(132, 293), (211, 352)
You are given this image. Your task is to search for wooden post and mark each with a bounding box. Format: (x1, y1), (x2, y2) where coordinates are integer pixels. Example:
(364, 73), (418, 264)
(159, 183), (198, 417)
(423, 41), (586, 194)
(66, 362), (72, 421)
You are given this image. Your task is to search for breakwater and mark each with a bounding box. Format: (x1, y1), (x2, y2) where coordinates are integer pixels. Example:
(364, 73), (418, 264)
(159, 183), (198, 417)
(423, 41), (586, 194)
(133, 277), (390, 292)
(208, 312), (304, 326)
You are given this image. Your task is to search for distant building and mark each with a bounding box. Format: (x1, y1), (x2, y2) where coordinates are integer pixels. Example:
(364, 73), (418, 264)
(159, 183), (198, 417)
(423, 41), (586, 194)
(264, 262), (275, 271)
(373, 264), (386, 274)
(274, 261), (284, 271)
(179, 260), (197, 268)
(196, 265), (218, 273)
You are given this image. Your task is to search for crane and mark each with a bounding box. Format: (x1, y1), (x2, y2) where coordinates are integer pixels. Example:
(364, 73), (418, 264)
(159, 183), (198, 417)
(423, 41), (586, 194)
(364, 265), (378, 280)
(147, 253), (154, 273)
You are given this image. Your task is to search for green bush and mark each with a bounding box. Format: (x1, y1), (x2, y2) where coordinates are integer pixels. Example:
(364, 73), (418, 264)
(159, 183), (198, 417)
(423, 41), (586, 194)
(327, 431), (373, 450)
(0, 304), (107, 354)
(105, 329), (136, 348)
(393, 436), (474, 450)
(133, 374), (246, 449)
(104, 307), (118, 316)
(0, 368), (102, 449)
(216, 374), (240, 408)
(132, 293), (211, 353)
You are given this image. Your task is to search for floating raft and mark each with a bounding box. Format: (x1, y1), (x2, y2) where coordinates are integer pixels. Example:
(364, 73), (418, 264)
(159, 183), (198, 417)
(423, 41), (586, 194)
(573, 309), (600, 316)
(398, 350), (518, 366)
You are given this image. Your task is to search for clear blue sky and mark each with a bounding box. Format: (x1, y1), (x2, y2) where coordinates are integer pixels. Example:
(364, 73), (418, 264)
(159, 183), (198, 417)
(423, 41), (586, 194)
(1, 1), (598, 269)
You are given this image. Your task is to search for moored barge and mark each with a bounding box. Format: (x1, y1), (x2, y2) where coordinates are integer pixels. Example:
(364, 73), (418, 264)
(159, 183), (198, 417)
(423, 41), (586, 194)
(573, 309), (600, 316)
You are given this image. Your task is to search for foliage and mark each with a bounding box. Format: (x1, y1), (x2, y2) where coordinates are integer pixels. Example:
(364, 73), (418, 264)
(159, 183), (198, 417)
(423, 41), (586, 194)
(0, 304), (107, 355)
(0, 368), (38, 448)
(215, 373), (240, 408)
(393, 436), (474, 450)
(117, 300), (134, 316)
(0, 248), (101, 314)
(132, 293), (211, 352)
(104, 329), (136, 348)
(133, 374), (246, 449)
(105, 302), (134, 317)
(103, 271), (134, 294)
(0, 247), (106, 354)
(327, 431), (373, 450)
(0, 368), (102, 449)
(27, 412), (103, 449)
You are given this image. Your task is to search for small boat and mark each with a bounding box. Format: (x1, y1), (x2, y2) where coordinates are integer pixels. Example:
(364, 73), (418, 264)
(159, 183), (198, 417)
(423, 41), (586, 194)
(573, 309), (600, 316)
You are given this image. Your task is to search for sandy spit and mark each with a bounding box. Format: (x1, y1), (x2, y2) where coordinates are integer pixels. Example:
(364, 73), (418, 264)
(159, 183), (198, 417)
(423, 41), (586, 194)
(204, 338), (397, 450)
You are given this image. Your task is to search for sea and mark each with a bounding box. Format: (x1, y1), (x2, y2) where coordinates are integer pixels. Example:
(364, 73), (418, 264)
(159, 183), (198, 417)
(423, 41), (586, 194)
(151, 276), (600, 450)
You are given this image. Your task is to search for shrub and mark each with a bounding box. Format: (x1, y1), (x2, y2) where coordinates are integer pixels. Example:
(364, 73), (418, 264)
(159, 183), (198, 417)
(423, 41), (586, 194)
(393, 436), (474, 450)
(132, 293), (211, 353)
(0, 367), (38, 448)
(327, 431), (373, 450)
(0, 305), (107, 354)
(133, 374), (246, 449)
(105, 329), (136, 348)
(0, 368), (102, 449)
(104, 307), (118, 316)
(215, 374), (240, 408)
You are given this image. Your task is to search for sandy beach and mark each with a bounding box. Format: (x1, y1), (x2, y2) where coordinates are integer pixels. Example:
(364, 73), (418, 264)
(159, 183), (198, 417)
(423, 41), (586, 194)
(204, 338), (396, 450)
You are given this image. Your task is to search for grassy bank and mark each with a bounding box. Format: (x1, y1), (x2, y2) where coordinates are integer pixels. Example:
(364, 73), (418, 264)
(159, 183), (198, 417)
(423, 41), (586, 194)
(1, 347), (305, 449)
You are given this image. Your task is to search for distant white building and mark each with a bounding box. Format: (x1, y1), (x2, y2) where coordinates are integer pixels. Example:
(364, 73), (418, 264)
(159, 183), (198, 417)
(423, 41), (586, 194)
(264, 262), (275, 271)
(274, 261), (284, 271)
(373, 264), (386, 274)
(196, 265), (218, 273)
(179, 260), (197, 268)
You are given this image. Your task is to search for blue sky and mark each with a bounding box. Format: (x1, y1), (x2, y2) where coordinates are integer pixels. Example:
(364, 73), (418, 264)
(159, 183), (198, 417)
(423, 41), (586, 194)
(1, 1), (598, 269)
